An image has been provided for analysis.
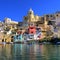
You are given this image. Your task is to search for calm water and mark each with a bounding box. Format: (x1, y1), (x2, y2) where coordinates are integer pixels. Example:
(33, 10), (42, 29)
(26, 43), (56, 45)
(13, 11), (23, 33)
(0, 44), (60, 60)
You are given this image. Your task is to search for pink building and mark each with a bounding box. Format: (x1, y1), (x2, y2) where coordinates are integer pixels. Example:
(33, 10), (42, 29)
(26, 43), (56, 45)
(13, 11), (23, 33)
(28, 26), (36, 34)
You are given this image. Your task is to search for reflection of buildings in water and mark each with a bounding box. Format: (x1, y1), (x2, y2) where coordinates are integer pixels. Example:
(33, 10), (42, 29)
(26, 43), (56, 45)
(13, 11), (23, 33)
(33, 44), (52, 60)
(0, 44), (12, 60)
(13, 44), (25, 60)
(0, 45), (4, 57)
(34, 44), (40, 53)
(38, 45), (60, 60)
(14, 44), (22, 55)
(33, 44), (45, 59)
(4, 44), (12, 59)
(26, 45), (36, 60)
(0, 44), (60, 60)
(38, 45), (54, 60)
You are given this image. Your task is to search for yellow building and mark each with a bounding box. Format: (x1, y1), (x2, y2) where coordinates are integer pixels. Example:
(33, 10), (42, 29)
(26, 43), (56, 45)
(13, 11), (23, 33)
(23, 8), (41, 23)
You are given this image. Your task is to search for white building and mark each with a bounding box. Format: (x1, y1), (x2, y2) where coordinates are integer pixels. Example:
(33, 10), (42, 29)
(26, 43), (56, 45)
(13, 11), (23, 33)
(4, 18), (18, 24)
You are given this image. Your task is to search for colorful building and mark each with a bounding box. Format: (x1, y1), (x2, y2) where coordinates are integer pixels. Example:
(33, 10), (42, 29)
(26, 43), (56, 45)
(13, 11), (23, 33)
(28, 26), (36, 34)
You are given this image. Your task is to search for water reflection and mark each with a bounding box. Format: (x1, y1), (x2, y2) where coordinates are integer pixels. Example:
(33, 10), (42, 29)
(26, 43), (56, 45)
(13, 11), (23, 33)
(0, 44), (60, 60)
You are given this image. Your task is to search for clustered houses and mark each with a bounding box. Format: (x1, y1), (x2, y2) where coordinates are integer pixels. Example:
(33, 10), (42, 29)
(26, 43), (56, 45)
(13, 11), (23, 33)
(0, 18), (18, 43)
(23, 9), (60, 38)
(23, 9), (54, 39)
(0, 9), (60, 43)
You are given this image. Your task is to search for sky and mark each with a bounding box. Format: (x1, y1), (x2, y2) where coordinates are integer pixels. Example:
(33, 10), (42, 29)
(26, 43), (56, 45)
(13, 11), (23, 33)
(0, 0), (60, 22)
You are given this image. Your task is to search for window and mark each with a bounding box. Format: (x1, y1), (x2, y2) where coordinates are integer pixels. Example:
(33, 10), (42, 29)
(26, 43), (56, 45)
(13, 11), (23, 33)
(50, 15), (53, 17)
(30, 27), (33, 29)
(31, 32), (33, 33)
(29, 12), (32, 14)
(46, 15), (49, 17)
(56, 14), (58, 16)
